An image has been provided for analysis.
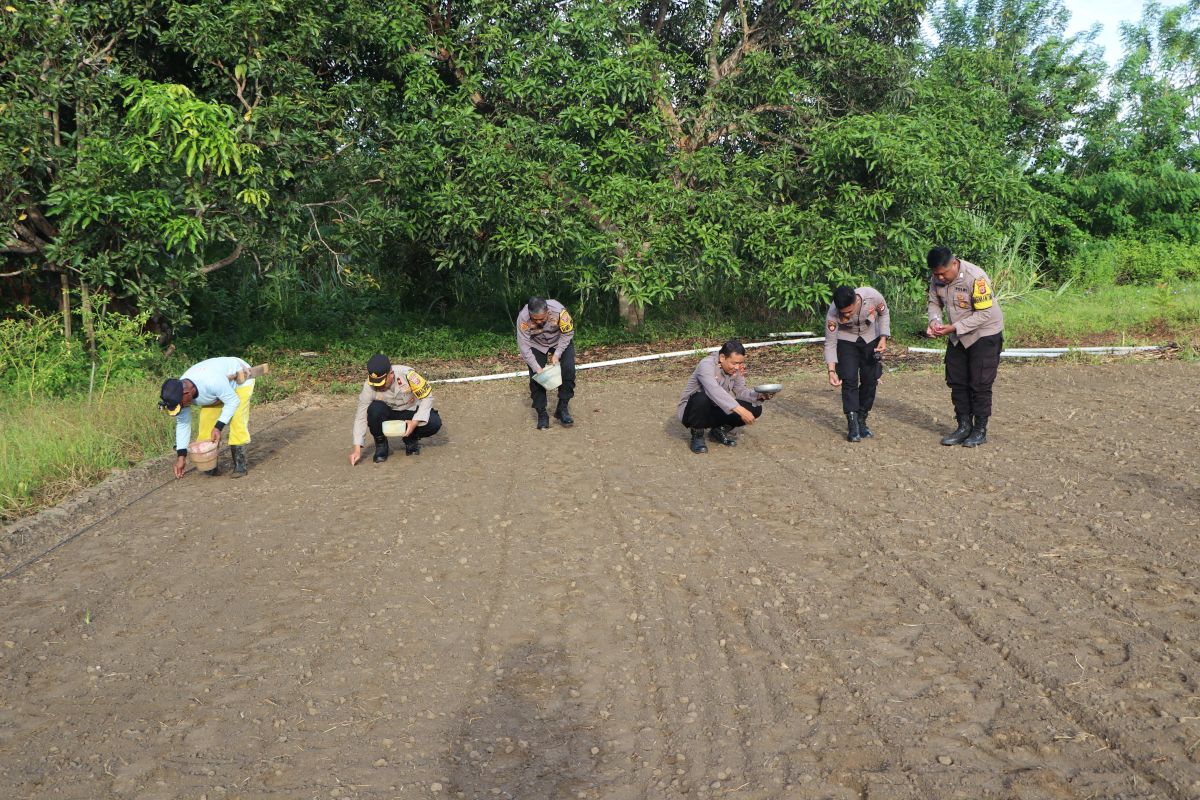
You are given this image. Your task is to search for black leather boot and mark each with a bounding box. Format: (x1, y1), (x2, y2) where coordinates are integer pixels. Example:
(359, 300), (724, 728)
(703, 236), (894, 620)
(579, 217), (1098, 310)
(204, 461), (221, 477)
(940, 414), (972, 446)
(708, 426), (736, 447)
(372, 435), (390, 462)
(554, 398), (574, 426)
(689, 428), (708, 454)
(962, 415), (988, 447)
(230, 445), (247, 478)
(858, 410), (873, 438)
(846, 412), (862, 443)
(403, 436), (420, 455)
(536, 411), (550, 430)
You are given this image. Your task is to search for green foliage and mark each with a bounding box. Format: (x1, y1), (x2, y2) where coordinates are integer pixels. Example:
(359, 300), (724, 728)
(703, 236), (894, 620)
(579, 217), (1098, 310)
(0, 385), (171, 522)
(0, 308), (162, 400)
(1065, 238), (1200, 286)
(1004, 281), (1200, 342)
(1, 0), (1198, 341)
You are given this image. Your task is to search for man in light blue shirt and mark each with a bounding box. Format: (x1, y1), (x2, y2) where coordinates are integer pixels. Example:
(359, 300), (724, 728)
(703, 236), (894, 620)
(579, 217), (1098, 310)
(160, 356), (255, 478)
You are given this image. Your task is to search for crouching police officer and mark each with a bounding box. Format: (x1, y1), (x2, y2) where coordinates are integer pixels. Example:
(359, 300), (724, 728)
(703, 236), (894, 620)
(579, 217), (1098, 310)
(160, 356), (256, 479)
(516, 296), (576, 429)
(677, 340), (773, 454)
(825, 285), (889, 442)
(926, 246), (1005, 447)
(350, 354), (443, 465)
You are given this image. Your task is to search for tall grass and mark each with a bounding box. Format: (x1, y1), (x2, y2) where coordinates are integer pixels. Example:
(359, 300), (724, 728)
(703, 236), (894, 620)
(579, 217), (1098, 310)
(0, 384), (171, 522)
(1004, 281), (1200, 343)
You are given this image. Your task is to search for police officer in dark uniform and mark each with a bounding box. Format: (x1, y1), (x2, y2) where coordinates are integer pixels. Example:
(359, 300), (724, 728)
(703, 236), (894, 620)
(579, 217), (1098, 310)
(516, 297), (576, 429)
(926, 246), (1005, 447)
(824, 285), (890, 442)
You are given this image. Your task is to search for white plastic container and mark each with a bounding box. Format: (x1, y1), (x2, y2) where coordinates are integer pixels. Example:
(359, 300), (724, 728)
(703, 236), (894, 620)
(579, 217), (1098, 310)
(532, 363), (563, 390)
(381, 420), (408, 437)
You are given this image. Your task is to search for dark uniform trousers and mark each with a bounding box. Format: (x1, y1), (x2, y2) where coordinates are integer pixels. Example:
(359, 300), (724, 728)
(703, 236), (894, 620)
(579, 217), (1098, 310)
(682, 393), (763, 430)
(945, 332), (1003, 417)
(367, 401), (443, 443)
(528, 342), (576, 412)
(836, 336), (882, 415)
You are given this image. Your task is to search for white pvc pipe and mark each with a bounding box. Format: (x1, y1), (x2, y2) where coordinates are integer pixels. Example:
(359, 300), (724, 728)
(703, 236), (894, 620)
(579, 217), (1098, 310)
(1000, 346), (1160, 354)
(769, 331), (815, 338)
(431, 337), (825, 385)
(907, 345), (1159, 358)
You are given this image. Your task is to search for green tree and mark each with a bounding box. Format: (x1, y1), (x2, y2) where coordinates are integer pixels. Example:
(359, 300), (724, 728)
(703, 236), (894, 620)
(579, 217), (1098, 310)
(0, 1), (266, 342)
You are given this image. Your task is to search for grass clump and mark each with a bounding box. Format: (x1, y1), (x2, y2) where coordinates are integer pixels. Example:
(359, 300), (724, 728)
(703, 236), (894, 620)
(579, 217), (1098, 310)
(0, 384), (171, 522)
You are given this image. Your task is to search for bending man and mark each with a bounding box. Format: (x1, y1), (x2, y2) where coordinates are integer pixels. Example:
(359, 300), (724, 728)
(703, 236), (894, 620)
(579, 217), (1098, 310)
(160, 356), (255, 479)
(824, 285), (889, 442)
(516, 296), (576, 429)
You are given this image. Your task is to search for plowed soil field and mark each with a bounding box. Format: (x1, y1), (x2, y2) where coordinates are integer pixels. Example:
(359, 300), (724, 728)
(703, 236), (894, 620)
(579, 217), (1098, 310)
(2, 360), (1198, 799)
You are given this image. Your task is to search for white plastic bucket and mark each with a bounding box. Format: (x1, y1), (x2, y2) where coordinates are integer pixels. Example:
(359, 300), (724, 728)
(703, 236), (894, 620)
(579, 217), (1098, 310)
(187, 440), (218, 471)
(533, 363), (562, 390)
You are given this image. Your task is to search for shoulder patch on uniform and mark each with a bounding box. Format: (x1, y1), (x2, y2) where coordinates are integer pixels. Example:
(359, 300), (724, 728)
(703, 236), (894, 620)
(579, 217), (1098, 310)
(518, 321), (530, 332)
(558, 309), (574, 333)
(876, 302), (887, 313)
(971, 277), (994, 310)
(827, 320), (837, 332)
(406, 369), (431, 400)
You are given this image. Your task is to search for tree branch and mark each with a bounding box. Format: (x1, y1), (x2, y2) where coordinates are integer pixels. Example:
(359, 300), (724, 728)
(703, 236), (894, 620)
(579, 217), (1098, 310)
(708, 0), (737, 83)
(200, 242), (244, 274)
(2, 240), (39, 255)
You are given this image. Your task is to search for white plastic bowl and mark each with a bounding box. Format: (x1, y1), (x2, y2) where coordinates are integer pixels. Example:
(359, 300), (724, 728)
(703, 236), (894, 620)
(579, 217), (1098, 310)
(533, 363), (563, 390)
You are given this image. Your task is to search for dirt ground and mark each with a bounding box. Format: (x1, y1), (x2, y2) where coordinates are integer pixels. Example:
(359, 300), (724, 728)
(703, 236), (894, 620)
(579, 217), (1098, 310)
(2, 359), (1199, 800)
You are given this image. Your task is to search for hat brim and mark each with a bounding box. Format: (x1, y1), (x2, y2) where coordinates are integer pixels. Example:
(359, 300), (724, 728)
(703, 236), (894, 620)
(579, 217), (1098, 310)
(162, 403), (182, 416)
(367, 374), (388, 388)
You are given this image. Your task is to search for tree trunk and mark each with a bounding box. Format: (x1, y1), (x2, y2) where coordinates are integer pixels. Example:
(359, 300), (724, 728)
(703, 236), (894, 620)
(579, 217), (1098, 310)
(617, 287), (644, 329)
(60, 272), (72, 339)
(80, 279), (97, 358)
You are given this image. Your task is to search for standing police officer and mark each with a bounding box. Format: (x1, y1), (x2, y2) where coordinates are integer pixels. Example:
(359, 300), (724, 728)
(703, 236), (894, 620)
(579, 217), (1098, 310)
(926, 246), (1005, 447)
(824, 285), (889, 442)
(516, 296), (576, 429)
(349, 354), (443, 464)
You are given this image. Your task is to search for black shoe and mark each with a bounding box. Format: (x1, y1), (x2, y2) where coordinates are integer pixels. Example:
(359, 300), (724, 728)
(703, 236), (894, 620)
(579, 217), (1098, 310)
(940, 414), (972, 446)
(554, 400), (574, 426)
(536, 411), (550, 430)
(962, 415), (988, 447)
(204, 463), (221, 477)
(846, 412), (862, 443)
(372, 436), (390, 463)
(689, 428), (708, 454)
(858, 411), (873, 438)
(230, 445), (247, 478)
(708, 426), (736, 447)
(403, 437), (420, 456)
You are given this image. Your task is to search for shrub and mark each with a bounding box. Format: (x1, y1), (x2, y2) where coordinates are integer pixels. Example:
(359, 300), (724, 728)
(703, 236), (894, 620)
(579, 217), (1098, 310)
(1066, 239), (1200, 286)
(0, 308), (162, 400)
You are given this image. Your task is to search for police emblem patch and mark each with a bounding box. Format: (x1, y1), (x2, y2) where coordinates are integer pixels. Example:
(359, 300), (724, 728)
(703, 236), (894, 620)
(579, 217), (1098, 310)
(558, 309), (574, 333)
(827, 321), (837, 332)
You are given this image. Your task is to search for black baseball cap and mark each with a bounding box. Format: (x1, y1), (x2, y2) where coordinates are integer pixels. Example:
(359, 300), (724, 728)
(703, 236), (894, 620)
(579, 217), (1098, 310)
(159, 378), (184, 416)
(367, 354), (391, 387)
